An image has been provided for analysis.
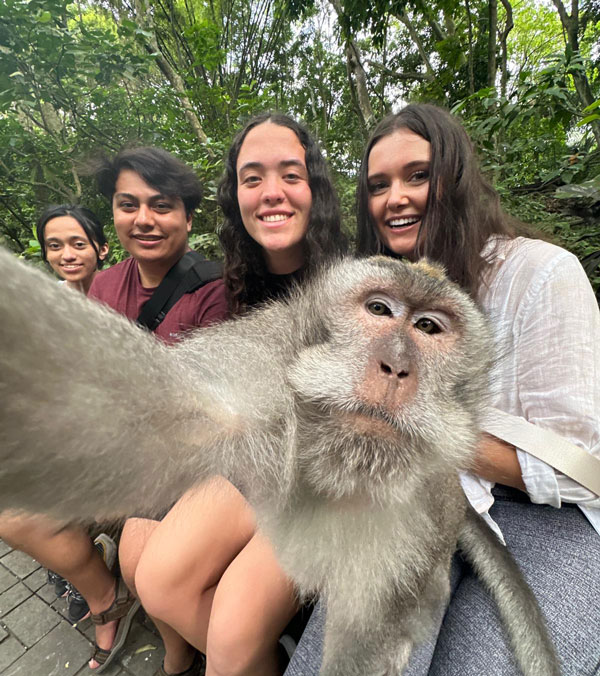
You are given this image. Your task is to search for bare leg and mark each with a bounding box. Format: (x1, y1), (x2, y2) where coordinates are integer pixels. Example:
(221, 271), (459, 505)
(0, 512), (117, 669)
(207, 532), (298, 676)
(120, 516), (198, 674)
(133, 479), (256, 671)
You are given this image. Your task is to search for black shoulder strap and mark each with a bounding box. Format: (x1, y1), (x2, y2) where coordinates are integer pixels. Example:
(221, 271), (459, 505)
(136, 251), (223, 332)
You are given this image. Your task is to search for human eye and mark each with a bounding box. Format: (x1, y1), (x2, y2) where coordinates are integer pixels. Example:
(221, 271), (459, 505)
(154, 201), (173, 213)
(409, 168), (430, 184)
(118, 200), (136, 211)
(283, 172), (302, 183)
(241, 174), (261, 186)
(367, 180), (388, 195)
(74, 240), (90, 249)
(46, 242), (61, 250)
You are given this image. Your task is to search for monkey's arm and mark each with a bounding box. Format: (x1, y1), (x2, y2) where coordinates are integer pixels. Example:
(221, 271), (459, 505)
(0, 249), (282, 522)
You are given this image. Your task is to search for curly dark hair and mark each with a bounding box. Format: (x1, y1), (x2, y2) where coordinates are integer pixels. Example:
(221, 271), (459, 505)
(356, 104), (516, 298)
(217, 112), (347, 314)
(94, 146), (203, 217)
(37, 204), (107, 270)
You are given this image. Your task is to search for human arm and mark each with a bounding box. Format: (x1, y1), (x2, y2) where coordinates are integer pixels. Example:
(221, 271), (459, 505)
(483, 241), (600, 507)
(472, 433), (526, 492)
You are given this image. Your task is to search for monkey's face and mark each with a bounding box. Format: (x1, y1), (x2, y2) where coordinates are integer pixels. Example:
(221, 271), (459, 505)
(287, 257), (493, 499)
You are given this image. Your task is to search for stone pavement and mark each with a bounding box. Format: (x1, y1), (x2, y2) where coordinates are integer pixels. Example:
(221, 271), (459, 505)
(0, 539), (166, 676)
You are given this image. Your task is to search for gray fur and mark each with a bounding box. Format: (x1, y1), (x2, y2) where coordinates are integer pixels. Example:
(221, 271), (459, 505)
(0, 249), (559, 675)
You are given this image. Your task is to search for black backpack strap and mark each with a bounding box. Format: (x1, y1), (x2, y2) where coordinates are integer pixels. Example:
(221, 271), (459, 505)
(136, 251), (222, 332)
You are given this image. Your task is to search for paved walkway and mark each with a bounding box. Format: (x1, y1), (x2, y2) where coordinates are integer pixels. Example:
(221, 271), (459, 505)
(0, 539), (165, 676)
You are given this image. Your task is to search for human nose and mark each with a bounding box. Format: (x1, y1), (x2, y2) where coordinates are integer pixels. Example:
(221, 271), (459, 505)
(61, 245), (77, 261)
(134, 204), (154, 227)
(261, 175), (284, 204)
(387, 181), (409, 209)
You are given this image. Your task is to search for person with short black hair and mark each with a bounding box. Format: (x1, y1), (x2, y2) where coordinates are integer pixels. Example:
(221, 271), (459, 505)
(89, 146), (227, 344)
(84, 147), (228, 673)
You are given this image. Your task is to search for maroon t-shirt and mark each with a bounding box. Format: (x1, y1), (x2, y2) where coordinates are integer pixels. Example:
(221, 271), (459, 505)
(89, 257), (229, 345)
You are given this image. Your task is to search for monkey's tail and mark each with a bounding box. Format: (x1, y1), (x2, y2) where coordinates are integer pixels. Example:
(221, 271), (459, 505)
(458, 506), (561, 676)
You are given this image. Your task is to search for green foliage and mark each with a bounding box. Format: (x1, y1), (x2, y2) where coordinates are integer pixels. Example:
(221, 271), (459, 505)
(0, 0), (599, 280)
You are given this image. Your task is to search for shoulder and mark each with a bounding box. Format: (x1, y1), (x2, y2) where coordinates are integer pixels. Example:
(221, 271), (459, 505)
(176, 278), (228, 320)
(487, 237), (588, 297)
(89, 258), (135, 299)
(482, 236), (597, 322)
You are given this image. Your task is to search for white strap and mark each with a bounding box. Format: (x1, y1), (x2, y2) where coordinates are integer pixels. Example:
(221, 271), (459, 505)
(482, 407), (600, 496)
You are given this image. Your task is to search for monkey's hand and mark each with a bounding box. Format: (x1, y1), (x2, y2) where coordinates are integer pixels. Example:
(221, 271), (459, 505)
(0, 249), (259, 523)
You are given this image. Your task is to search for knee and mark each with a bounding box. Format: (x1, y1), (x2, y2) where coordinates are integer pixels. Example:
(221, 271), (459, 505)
(118, 525), (144, 596)
(208, 611), (274, 676)
(134, 550), (205, 625)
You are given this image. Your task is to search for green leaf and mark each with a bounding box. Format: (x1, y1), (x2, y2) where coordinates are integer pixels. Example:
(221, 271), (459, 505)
(38, 11), (52, 23)
(577, 114), (600, 126)
(582, 100), (600, 114)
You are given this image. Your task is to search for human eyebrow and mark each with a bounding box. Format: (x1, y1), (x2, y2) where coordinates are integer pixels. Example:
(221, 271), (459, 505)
(238, 161), (264, 174)
(279, 159), (306, 169)
(148, 194), (175, 205)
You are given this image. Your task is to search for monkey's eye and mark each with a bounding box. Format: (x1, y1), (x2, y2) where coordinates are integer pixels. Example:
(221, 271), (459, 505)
(367, 301), (392, 317)
(414, 317), (442, 334)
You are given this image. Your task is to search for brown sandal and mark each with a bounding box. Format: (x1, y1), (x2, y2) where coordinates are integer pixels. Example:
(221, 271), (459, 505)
(154, 652), (206, 676)
(89, 576), (140, 673)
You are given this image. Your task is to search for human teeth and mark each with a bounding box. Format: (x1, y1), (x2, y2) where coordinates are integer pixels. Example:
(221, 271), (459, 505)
(388, 217), (419, 227)
(262, 214), (288, 222)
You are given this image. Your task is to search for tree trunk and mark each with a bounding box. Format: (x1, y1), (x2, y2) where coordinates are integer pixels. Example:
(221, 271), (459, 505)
(551, 0), (600, 146)
(487, 0), (498, 88)
(133, 0), (211, 149)
(499, 0), (513, 98)
(329, 0), (374, 131)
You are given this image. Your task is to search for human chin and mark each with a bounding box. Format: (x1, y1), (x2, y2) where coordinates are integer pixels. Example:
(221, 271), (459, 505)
(377, 225), (418, 258)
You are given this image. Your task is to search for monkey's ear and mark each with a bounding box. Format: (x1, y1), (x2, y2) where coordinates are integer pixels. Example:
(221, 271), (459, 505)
(410, 259), (448, 281)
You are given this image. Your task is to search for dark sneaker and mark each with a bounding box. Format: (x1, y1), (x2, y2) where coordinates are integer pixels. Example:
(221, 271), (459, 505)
(47, 569), (68, 598)
(67, 584), (90, 623)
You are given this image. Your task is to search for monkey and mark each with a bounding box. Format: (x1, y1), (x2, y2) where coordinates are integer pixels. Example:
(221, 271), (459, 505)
(0, 248), (560, 676)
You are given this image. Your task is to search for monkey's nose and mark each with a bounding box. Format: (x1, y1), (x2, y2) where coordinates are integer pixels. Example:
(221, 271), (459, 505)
(380, 361), (409, 379)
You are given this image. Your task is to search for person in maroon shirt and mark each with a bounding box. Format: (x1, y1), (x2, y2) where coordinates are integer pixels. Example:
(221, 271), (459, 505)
(89, 147), (228, 344)
(86, 147), (228, 673)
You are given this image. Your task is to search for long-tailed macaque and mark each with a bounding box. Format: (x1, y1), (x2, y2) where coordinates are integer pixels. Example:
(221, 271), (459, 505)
(0, 249), (559, 676)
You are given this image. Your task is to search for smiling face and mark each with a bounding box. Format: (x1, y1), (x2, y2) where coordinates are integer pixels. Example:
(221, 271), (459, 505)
(367, 129), (431, 260)
(112, 169), (191, 285)
(236, 122), (312, 274)
(44, 216), (108, 293)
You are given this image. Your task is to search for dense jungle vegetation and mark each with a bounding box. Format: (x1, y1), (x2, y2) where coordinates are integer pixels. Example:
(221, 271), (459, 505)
(1, 0), (599, 288)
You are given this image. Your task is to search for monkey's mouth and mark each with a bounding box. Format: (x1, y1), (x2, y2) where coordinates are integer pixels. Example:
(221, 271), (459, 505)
(334, 403), (402, 438)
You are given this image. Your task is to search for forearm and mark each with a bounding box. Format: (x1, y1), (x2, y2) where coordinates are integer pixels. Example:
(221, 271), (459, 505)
(472, 433), (526, 492)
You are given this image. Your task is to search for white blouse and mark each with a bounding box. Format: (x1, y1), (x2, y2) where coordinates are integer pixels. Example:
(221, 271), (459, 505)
(460, 236), (600, 536)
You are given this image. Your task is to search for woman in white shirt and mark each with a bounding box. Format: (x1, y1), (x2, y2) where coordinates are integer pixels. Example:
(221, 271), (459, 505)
(285, 103), (600, 675)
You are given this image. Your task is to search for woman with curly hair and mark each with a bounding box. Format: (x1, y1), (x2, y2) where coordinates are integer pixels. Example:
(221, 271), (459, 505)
(119, 113), (346, 676)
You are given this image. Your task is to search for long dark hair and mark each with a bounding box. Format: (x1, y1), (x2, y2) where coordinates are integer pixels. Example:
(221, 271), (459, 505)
(217, 112), (347, 314)
(356, 104), (515, 297)
(37, 204), (107, 269)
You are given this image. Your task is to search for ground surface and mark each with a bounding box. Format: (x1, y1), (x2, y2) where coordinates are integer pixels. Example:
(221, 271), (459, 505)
(0, 539), (165, 676)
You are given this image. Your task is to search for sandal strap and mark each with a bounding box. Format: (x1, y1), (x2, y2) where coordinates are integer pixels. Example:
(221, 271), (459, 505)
(90, 644), (111, 666)
(91, 577), (136, 625)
